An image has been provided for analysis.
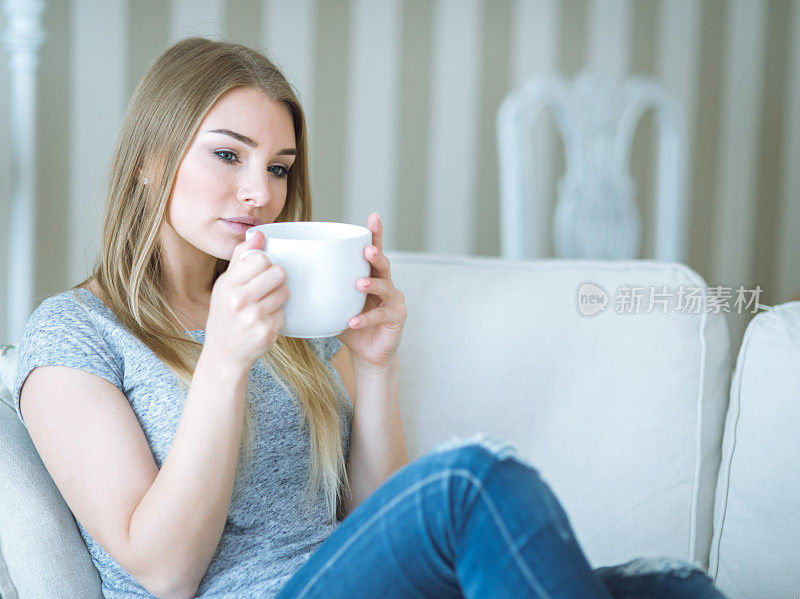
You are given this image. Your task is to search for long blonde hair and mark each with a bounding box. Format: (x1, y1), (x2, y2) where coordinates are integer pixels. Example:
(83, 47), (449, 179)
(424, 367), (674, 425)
(74, 37), (350, 522)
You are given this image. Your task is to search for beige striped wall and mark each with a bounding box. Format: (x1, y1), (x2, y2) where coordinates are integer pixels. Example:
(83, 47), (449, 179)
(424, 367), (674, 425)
(1, 0), (798, 355)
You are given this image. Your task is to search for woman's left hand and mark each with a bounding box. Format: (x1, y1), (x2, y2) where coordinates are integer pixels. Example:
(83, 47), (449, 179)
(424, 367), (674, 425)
(336, 212), (406, 369)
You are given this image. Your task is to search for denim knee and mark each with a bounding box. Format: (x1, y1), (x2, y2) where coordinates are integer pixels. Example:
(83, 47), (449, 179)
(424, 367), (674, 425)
(428, 433), (537, 485)
(431, 433), (521, 463)
(427, 433), (575, 543)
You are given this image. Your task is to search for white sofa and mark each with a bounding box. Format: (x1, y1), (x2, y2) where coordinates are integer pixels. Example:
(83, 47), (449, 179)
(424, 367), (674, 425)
(1, 251), (798, 599)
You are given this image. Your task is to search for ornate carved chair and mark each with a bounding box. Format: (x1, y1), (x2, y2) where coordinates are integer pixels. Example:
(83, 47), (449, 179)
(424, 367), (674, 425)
(497, 69), (688, 261)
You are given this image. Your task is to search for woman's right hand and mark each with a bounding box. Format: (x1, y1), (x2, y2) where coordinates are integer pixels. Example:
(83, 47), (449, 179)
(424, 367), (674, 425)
(203, 230), (289, 371)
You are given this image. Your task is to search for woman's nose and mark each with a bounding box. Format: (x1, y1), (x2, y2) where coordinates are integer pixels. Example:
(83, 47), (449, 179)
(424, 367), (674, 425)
(237, 168), (272, 206)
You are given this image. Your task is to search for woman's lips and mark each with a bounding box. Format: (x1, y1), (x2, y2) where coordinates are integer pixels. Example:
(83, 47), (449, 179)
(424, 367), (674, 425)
(220, 219), (254, 233)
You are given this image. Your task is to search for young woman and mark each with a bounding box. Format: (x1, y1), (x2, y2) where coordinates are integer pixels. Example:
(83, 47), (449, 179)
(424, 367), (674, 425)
(12, 37), (727, 599)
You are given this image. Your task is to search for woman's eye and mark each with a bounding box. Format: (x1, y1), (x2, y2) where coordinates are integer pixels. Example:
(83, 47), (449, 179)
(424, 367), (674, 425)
(213, 150), (289, 178)
(213, 150), (239, 164)
(268, 165), (290, 178)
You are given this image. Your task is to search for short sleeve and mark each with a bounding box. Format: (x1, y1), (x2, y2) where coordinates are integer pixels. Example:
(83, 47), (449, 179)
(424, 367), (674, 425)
(308, 335), (343, 363)
(13, 293), (124, 426)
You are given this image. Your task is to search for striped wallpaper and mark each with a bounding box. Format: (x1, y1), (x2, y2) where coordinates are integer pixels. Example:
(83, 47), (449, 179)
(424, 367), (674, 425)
(1, 0), (798, 353)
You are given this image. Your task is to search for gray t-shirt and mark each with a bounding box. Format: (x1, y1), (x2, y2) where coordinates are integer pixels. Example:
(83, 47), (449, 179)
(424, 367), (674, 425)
(13, 287), (352, 598)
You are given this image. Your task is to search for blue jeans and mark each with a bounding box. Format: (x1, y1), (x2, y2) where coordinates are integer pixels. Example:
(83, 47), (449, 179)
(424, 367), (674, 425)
(277, 436), (727, 599)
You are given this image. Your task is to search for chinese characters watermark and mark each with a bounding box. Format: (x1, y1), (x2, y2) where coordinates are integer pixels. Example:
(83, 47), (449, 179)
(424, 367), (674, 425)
(577, 282), (769, 317)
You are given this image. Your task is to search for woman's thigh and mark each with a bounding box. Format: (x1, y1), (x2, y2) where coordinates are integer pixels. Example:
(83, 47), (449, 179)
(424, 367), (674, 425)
(276, 435), (612, 599)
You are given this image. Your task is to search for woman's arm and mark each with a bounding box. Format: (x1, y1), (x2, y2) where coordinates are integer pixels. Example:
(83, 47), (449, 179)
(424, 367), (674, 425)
(334, 347), (408, 518)
(20, 344), (249, 599)
(331, 212), (409, 518)
(126, 347), (250, 597)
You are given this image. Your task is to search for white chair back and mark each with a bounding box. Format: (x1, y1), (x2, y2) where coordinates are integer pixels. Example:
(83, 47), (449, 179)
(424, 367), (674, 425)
(497, 69), (688, 262)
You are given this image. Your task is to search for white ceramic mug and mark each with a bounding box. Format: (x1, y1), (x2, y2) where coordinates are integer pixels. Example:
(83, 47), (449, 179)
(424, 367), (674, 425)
(242, 221), (372, 338)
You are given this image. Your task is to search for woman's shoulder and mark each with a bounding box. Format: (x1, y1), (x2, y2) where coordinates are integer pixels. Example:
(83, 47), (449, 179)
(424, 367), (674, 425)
(16, 284), (128, 378)
(30, 287), (90, 320)
(13, 285), (126, 425)
(23, 284), (115, 343)
(77, 279), (102, 300)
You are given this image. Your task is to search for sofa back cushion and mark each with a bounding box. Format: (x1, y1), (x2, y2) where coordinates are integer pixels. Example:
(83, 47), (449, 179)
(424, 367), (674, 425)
(0, 252), (733, 587)
(709, 301), (800, 598)
(387, 252), (731, 570)
(0, 345), (103, 598)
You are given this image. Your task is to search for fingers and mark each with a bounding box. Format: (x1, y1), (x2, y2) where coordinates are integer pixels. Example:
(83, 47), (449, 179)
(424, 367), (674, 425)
(242, 265), (288, 308)
(240, 248), (264, 261)
(226, 251), (272, 288)
(349, 302), (406, 329)
(368, 212), (382, 252)
(226, 231), (266, 275)
(364, 244), (391, 278)
(248, 280), (289, 316)
(233, 229), (264, 262)
(364, 212), (389, 275)
(356, 276), (402, 303)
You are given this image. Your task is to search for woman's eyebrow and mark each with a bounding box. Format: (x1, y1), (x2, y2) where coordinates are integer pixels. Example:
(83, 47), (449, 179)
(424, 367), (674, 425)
(205, 128), (296, 155)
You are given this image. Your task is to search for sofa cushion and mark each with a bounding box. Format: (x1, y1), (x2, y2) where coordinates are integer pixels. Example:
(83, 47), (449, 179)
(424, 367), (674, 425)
(387, 252), (731, 570)
(0, 345), (103, 598)
(709, 301), (800, 598)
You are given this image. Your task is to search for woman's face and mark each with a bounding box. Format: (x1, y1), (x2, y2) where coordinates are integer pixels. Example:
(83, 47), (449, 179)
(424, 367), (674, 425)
(162, 86), (297, 262)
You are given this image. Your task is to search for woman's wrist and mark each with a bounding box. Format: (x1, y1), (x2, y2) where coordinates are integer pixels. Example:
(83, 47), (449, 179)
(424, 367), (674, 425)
(198, 345), (251, 386)
(352, 352), (399, 376)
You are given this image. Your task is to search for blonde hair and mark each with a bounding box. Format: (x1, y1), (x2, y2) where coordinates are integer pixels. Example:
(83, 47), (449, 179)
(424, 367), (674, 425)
(74, 37), (350, 522)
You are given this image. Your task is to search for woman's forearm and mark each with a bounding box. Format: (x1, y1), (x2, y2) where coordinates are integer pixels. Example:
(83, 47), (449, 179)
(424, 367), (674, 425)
(125, 348), (249, 597)
(344, 353), (408, 516)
